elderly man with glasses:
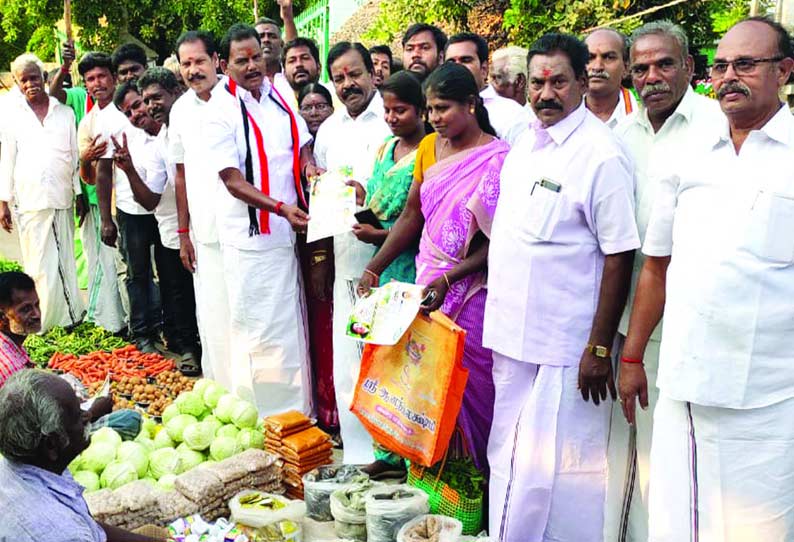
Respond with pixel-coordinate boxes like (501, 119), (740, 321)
(621, 16), (794, 542)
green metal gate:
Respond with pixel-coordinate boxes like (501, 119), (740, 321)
(295, 0), (331, 81)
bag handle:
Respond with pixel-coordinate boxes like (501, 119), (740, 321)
(428, 425), (471, 489)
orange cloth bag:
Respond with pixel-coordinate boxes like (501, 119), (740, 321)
(351, 311), (468, 467)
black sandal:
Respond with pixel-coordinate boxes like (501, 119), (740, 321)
(175, 352), (201, 377)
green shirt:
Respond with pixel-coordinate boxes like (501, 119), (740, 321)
(65, 87), (97, 205)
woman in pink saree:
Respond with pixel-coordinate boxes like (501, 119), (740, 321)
(358, 64), (510, 472)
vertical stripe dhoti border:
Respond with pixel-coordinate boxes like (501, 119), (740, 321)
(649, 393), (794, 542)
(193, 240), (232, 386)
(488, 352), (611, 542)
(17, 208), (85, 331)
(81, 205), (126, 333)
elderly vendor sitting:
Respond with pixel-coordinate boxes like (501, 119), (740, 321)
(0, 370), (162, 541)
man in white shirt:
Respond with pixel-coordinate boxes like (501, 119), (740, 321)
(584, 28), (638, 128)
(490, 45), (529, 107)
(603, 21), (724, 542)
(621, 18), (794, 542)
(484, 33), (639, 542)
(204, 24), (314, 416)
(95, 73), (164, 354)
(113, 70), (201, 371)
(170, 30), (232, 384)
(281, 37), (339, 111)
(313, 41), (391, 464)
(0, 54), (84, 332)
(445, 32), (533, 145)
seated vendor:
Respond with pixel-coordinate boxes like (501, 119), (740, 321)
(0, 369), (162, 542)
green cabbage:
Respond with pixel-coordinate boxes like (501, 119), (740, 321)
(148, 448), (181, 480)
(135, 437), (155, 454)
(82, 442), (117, 473)
(230, 401), (258, 429)
(209, 436), (239, 461)
(100, 460), (138, 489)
(182, 421), (214, 451)
(237, 428), (265, 450)
(202, 382), (227, 409)
(73, 470), (101, 492)
(202, 415), (223, 436)
(156, 473), (177, 490)
(213, 394), (240, 423)
(191, 378), (214, 398)
(140, 418), (157, 439)
(162, 403), (180, 425)
(176, 391), (205, 417)
(68, 454), (82, 474)
(165, 414), (198, 442)
(153, 429), (175, 449)
(177, 446), (206, 471)
(116, 441), (149, 478)
(91, 427), (122, 448)
(215, 424), (240, 440)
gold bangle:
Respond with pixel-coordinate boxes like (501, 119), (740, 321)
(312, 249), (328, 257)
(311, 254), (328, 266)
(442, 272), (451, 289)
(364, 268), (379, 282)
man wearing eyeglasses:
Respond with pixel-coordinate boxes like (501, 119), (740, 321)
(602, 21), (724, 542)
(621, 16), (794, 542)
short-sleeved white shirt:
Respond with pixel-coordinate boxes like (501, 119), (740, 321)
(643, 105), (794, 409)
(588, 88), (639, 130)
(480, 85), (532, 146)
(98, 104), (151, 215)
(484, 104), (640, 366)
(136, 125), (178, 250)
(614, 88), (724, 339)
(203, 76), (311, 252)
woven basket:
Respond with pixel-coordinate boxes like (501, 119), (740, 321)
(407, 428), (484, 535)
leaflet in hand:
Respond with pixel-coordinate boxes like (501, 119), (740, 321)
(346, 281), (425, 345)
(306, 167), (357, 243)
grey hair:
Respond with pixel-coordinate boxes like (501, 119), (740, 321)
(10, 53), (45, 77)
(0, 369), (69, 462)
(491, 46), (529, 83)
(629, 20), (690, 64)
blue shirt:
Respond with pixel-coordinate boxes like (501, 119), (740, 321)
(0, 458), (106, 542)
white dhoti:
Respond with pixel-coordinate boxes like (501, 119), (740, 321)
(332, 232), (377, 464)
(222, 244), (311, 417)
(193, 240), (232, 386)
(649, 393), (794, 542)
(81, 205), (126, 333)
(17, 208), (85, 331)
(604, 338), (661, 542)
(488, 352), (611, 542)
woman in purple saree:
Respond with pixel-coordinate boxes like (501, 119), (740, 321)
(358, 64), (510, 472)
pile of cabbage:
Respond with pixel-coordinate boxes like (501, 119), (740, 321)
(68, 379), (264, 492)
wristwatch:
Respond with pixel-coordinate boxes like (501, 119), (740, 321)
(586, 343), (611, 359)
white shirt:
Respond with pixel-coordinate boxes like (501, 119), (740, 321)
(480, 85), (532, 146)
(313, 90), (390, 182)
(484, 104), (640, 366)
(135, 125), (179, 250)
(0, 95), (79, 212)
(98, 104), (152, 215)
(615, 88), (723, 339)
(204, 76), (312, 252)
(587, 87), (639, 130)
(643, 105), (794, 409)
(169, 83), (226, 245)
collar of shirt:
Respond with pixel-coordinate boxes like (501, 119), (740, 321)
(340, 90), (384, 123)
(636, 85), (697, 134)
(713, 102), (794, 150)
(229, 76), (273, 106)
(537, 102), (587, 146)
(480, 85), (497, 100)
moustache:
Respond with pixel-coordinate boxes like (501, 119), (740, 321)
(717, 81), (751, 99)
(293, 67), (310, 77)
(187, 73), (205, 82)
(535, 99), (563, 111)
(342, 87), (363, 99)
(410, 61), (427, 70)
(588, 70), (610, 80)
(641, 82), (671, 98)
(244, 71), (262, 80)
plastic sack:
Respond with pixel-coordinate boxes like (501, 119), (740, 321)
(396, 515), (463, 542)
(351, 311), (468, 466)
(229, 490), (306, 528)
(303, 465), (369, 521)
(330, 482), (372, 541)
(365, 485), (430, 542)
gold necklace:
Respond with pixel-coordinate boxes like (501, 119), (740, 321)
(439, 130), (486, 161)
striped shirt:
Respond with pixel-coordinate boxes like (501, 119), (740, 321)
(0, 331), (31, 387)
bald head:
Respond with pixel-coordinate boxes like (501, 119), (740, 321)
(585, 28), (629, 99)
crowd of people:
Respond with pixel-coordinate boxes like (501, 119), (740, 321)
(0, 6), (793, 542)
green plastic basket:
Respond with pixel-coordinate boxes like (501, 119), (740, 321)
(407, 428), (484, 535)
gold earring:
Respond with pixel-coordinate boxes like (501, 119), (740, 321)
(469, 106), (475, 114)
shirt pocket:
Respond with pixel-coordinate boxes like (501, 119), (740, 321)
(746, 191), (794, 264)
(523, 183), (566, 241)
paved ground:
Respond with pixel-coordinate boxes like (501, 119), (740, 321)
(0, 228), (22, 261)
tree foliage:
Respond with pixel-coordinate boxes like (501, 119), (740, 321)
(0, 0), (304, 70)
(363, 0), (470, 44)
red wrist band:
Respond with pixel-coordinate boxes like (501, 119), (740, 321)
(177, 228), (189, 234)
(274, 201), (285, 216)
(621, 355), (643, 364)
(60, 65), (70, 75)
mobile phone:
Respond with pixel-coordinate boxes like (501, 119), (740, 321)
(355, 209), (385, 230)
(540, 178), (562, 192)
